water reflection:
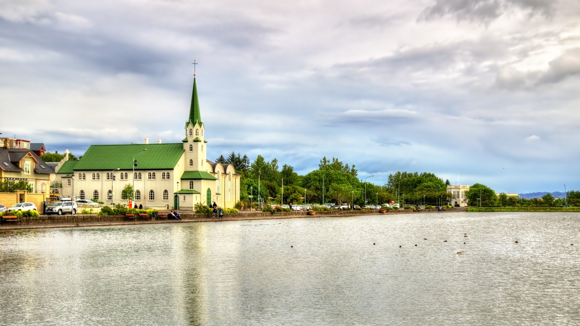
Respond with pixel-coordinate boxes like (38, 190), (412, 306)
(1, 212), (580, 325)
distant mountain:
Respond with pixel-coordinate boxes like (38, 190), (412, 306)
(518, 192), (567, 199)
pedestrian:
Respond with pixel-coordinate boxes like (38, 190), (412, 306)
(213, 202), (217, 209)
(213, 207), (217, 218)
(219, 208), (224, 219)
(173, 210), (181, 220)
(289, 203), (293, 211)
(139, 204), (143, 209)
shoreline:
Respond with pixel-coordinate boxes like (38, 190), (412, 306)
(0, 209), (465, 231)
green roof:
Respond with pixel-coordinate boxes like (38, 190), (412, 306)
(181, 171), (216, 180)
(175, 189), (201, 194)
(193, 137), (201, 142)
(182, 137), (188, 143)
(73, 143), (184, 171)
(185, 78), (203, 128)
(57, 160), (78, 174)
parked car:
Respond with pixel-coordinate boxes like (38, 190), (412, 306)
(0, 204), (6, 213)
(76, 199), (99, 207)
(8, 202), (37, 212)
(340, 203), (350, 210)
(46, 201), (77, 215)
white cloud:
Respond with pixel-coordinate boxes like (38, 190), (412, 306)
(526, 135), (541, 141)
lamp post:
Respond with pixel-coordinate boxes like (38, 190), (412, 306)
(132, 149), (147, 206)
(364, 175), (374, 207)
(111, 168), (119, 202)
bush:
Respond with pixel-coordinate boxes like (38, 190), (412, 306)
(99, 206), (114, 216)
(195, 202), (212, 214)
(81, 209), (90, 214)
(262, 205), (273, 212)
(311, 206), (329, 212)
(225, 208), (239, 214)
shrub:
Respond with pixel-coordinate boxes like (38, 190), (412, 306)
(99, 206), (114, 216)
(311, 206), (329, 212)
(29, 210), (39, 217)
(195, 202), (212, 214)
(225, 208), (239, 214)
(262, 205), (273, 212)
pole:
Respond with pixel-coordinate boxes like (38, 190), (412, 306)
(258, 167), (262, 209)
(565, 184), (567, 207)
(132, 149), (147, 207)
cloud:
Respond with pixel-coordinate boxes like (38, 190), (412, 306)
(419, 0), (554, 24)
(337, 108), (419, 124)
(526, 135), (540, 141)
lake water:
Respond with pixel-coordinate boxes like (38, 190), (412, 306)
(1, 212), (579, 325)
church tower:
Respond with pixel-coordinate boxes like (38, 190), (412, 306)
(183, 77), (207, 171)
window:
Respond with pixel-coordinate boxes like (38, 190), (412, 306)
(124, 173), (128, 179)
(189, 159), (193, 166)
(67, 179), (71, 186)
(107, 190), (113, 200)
(163, 190), (168, 200)
(24, 162), (31, 175)
(189, 144), (193, 152)
(162, 172), (166, 179)
(138, 172), (142, 179)
(196, 129), (199, 136)
(166, 172), (170, 179)
(96, 173), (100, 180)
(92, 173), (95, 180)
(189, 129), (193, 136)
(135, 190), (141, 200)
(189, 181), (194, 189)
(149, 190), (155, 200)
(148, 172), (152, 179)
(93, 190), (99, 200)
(120, 173), (124, 180)
(152, 172), (156, 179)
(82, 173), (86, 180)
(106, 173), (110, 180)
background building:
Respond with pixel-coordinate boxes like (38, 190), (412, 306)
(447, 185), (470, 207)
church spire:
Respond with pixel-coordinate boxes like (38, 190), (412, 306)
(187, 77), (203, 127)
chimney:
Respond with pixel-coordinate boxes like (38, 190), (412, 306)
(157, 139), (162, 144)
(144, 138), (149, 144)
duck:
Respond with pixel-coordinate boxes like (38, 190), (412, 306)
(464, 233), (468, 237)
(515, 241), (518, 244)
(444, 240), (447, 242)
(455, 250), (463, 255)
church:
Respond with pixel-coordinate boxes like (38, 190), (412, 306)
(55, 76), (241, 210)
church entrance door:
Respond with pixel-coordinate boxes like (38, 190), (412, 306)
(207, 188), (211, 207)
(174, 194), (180, 210)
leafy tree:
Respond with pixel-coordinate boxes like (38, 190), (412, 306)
(281, 164), (298, 186)
(121, 184), (134, 200)
(542, 193), (555, 206)
(41, 151), (78, 162)
(319, 156), (357, 177)
(465, 183), (497, 207)
(445, 179), (450, 186)
(498, 193), (508, 206)
(0, 180), (33, 192)
(215, 155), (226, 164)
(328, 183), (353, 206)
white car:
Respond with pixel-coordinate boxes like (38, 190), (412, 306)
(0, 204), (6, 212)
(340, 203), (350, 210)
(76, 199), (99, 207)
(46, 201), (77, 215)
(9, 202), (37, 212)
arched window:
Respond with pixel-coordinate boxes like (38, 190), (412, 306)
(135, 190), (141, 200)
(107, 190), (113, 200)
(228, 173), (232, 200)
(133, 173), (137, 179)
(67, 179), (71, 186)
(189, 159), (193, 166)
(120, 173), (124, 180)
(93, 190), (99, 200)
(189, 129), (193, 136)
(162, 172), (166, 179)
(189, 144), (193, 152)
(80, 190), (85, 199)
(196, 129), (199, 136)
(149, 190), (155, 200)
(166, 172), (170, 179)
(189, 181), (194, 189)
(106, 173), (110, 180)
(152, 172), (156, 179)
(97, 173), (100, 180)
(92, 173), (95, 180)
(138, 172), (142, 179)
(125, 173), (128, 179)
(148, 172), (152, 179)
(163, 190), (168, 200)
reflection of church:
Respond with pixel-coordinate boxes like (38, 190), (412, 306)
(55, 75), (241, 210)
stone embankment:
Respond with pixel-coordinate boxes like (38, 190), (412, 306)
(0, 208), (465, 230)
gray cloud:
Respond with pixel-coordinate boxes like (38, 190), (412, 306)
(419, 0), (554, 23)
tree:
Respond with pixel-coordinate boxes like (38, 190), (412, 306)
(542, 193), (555, 206)
(41, 151), (78, 162)
(0, 180), (33, 192)
(215, 155), (226, 164)
(445, 179), (450, 186)
(465, 183), (497, 207)
(121, 184), (134, 200)
(498, 193), (508, 206)
(328, 183), (353, 206)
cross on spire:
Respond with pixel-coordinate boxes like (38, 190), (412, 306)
(192, 60), (198, 76)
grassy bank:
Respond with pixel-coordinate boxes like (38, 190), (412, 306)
(467, 207), (580, 212)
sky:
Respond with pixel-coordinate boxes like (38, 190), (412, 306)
(1, 0), (580, 193)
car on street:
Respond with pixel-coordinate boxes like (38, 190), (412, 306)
(46, 201), (77, 215)
(340, 203), (350, 210)
(8, 202), (37, 212)
(76, 199), (99, 207)
(0, 204), (6, 213)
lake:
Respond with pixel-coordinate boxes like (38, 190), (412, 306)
(1, 212), (579, 325)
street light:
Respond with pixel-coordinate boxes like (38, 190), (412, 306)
(132, 149), (147, 207)
(364, 175), (374, 206)
(111, 168), (120, 202)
